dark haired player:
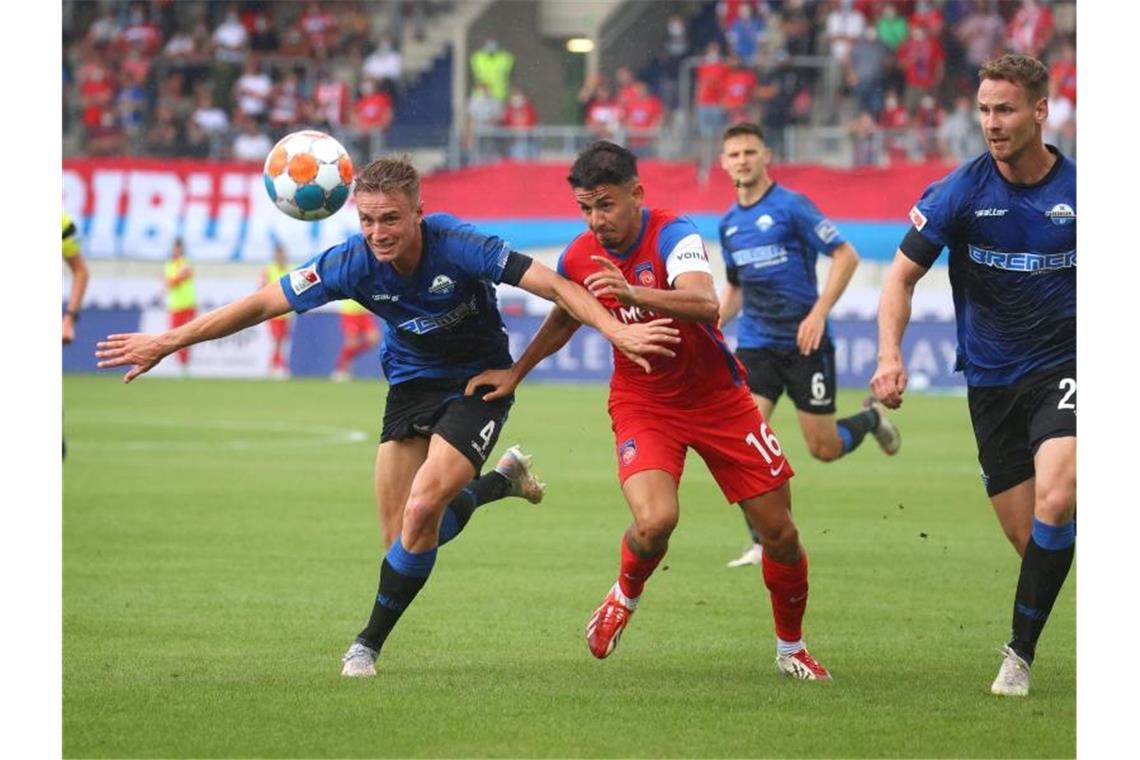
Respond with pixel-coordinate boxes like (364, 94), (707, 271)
(97, 155), (680, 677)
(871, 54), (1075, 697)
(468, 141), (833, 680)
(718, 122), (901, 568)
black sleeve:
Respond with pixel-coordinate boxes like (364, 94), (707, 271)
(63, 221), (77, 240)
(500, 251), (534, 286)
(899, 226), (942, 268)
(726, 266), (739, 286)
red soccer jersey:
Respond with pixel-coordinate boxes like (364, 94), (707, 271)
(557, 208), (745, 407)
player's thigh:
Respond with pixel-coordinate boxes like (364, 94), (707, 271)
(374, 438), (428, 545)
(736, 348), (784, 409)
(620, 469), (681, 544)
(752, 392), (776, 420)
(784, 340), (837, 416)
(1026, 363), (1077, 522)
(688, 389), (795, 504)
(611, 405), (688, 492)
(401, 434), (480, 550)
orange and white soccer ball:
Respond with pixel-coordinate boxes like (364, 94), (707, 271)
(263, 130), (354, 221)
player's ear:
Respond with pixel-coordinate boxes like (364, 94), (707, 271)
(1034, 96), (1048, 126)
(630, 181), (645, 204)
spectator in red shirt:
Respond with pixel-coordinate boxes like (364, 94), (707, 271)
(502, 87), (538, 160)
(695, 40), (730, 182)
(897, 25), (945, 110)
(721, 55), (760, 125)
(314, 65), (352, 131)
(614, 66), (640, 115)
(878, 89), (909, 163)
(908, 0), (944, 40)
(585, 83), (622, 139)
(1007, 0), (1054, 58)
(1049, 38), (1076, 105)
(298, 1), (338, 56)
(912, 93), (942, 160)
(623, 81), (664, 154)
(354, 80), (394, 130)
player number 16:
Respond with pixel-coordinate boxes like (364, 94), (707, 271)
(745, 423), (783, 464)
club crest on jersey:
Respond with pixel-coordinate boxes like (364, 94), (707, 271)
(634, 262), (656, 286)
(429, 274), (456, 294)
(1046, 203), (1075, 226)
(909, 206), (928, 231)
(755, 214), (774, 231)
(619, 438), (638, 466)
(289, 264), (320, 295)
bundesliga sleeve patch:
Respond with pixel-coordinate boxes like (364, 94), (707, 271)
(289, 264), (321, 295)
(814, 219), (839, 244)
(664, 233), (711, 284)
(909, 206), (928, 231)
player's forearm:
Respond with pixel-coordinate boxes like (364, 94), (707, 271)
(876, 276), (915, 362)
(509, 307), (581, 381)
(629, 285), (719, 323)
(166, 289), (288, 352)
(66, 263), (90, 314)
(815, 244), (859, 314)
(718, 284), (742, 327)
(547, 277), (629, 344)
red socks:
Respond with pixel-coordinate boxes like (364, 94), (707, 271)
(617, 535), (665, 600)
(762, 550), (809, 643)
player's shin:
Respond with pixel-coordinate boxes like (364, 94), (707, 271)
(437, 471), (510, 546)
(356, 539), (437, 651)
(835, 407), (878, 455)
(1008, 518), (1075, 663)
(618, 532), (665, 602)
(762, 549), (809, 655)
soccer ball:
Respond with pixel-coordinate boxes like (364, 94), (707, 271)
(263, 130), (354, 220)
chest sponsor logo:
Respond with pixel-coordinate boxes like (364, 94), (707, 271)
(1046, 203), (1075, 225)
(814, 219), (839, 244)
(967, 245), (1076, 272)
(634, 261), (656, 287)
(398, 295), (479, 334)
(756, 214), (774, 232)
(429, 274), (456, 294)
(909, 206), (928, 231)
(619, 437), (638, 467)
(289, 264), (320, 295)
(730, 244), (788, 269)
(974, 208), (1009, 217)
(372, 293), (400, 302)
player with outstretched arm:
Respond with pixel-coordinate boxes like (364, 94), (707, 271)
(96, 155), (681, 677)
(871, 54), (1075, 697)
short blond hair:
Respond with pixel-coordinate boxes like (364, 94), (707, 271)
(353, 155), (420, 203)
(979, 54), (1050, 104)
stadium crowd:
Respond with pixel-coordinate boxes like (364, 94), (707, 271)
(64, 0), (1076, 166)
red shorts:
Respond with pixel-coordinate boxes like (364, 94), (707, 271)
(341, 313), (377, 337)
(169, 308), (196, 329)
(609, 386), (794, 504)
(268, 317), (290, 340)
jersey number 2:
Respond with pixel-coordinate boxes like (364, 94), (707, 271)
(1057, 378), (1076, 411)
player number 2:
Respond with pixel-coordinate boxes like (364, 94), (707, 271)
(1057, 378), (1076, 411)
(745, 423), (783, 464)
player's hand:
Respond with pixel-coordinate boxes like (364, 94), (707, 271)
(95, 332), (174, 383)
(796, 308), (826, 356)
(465, 368), (520, 401)
(870, 354), (908, 409)
(584, 256), (637, 306)
(609, 318), (681, 373)
(62, 315), (76, 345)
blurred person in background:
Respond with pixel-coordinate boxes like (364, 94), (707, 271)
(878, 89), (910, 163)
(116, 66), (148, 153)
(727, 2), (768, 63)
(314, 63), (352, 132)
(191, 84), (230, 139)
(245, 4), (280, 53)
(875, 3), (909, 53)
(898, 25), (946, 112)
(1006, 0), (1054, 59)
(613, 66), (640, 116)
(232, 113), (273, 162)
(62, 211), (89, 346)
(722, 54), (761, 125)
(623, 81), (665, 155)
(909, 0), (946, 39)
(913, 93), (943, 160)
(262, 244), (294, 380)
(298, 0), (338, 57)
(362, 36), (403, 92)
(694, 41), (730, 182)
(463, 81), (503, 160)
(756, 49), (808, 161)
(502, 86), (538, 160)
(938, 93), (985, 162)
(211, 5), (249, 102)
(355, 79), (395, 133)
(164, 238), (196, 375)
(955, 0), (1008, 90)
(470, 38), (514, 102)
(268, 69), (304, 137)
(145, 106), (182, 157)
(848, 109), (881, 166)
(331, 299), (381, 382)
(234, 56), (273, 122)
(1048, 37), (1075, 105)
(825, 0), (866, 65)
(584, 83), (621, 140)
(660, 13), (690, 110)
(846, 26), (890, 117)
(780, 0), (815, 57)
(1044, 75), (1075, 157)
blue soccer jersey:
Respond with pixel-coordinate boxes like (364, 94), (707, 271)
(280, 212), (514, 385)
(902, 146), (1076, 387)
(719, 184), (845, 349)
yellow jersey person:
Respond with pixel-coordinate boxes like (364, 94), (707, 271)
(164, 238), (197, 373)
(332, 298), (380, 381)
(62, 212), (89, 344)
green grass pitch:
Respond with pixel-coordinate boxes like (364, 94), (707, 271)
(63, 375), (1074, 758)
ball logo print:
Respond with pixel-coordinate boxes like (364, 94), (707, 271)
(263, 130), (354, 221)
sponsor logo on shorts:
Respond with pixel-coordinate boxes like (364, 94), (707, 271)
(769, 460), (786, 477)
(289, 264), (320, 295)
(634, 262), (656, 286)
(909, 206), (927, 231)
(429, 274), (456, 294)
(619, 438), (638, 466)
(1046, 203), (1075, 225)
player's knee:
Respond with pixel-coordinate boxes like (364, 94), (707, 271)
(806, 434), (842, 462)
(1034, 480), (1076, 524)
(761, 521), (800, 561)
(633, 510), (678, 543)
(403, 486), (450, 534)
